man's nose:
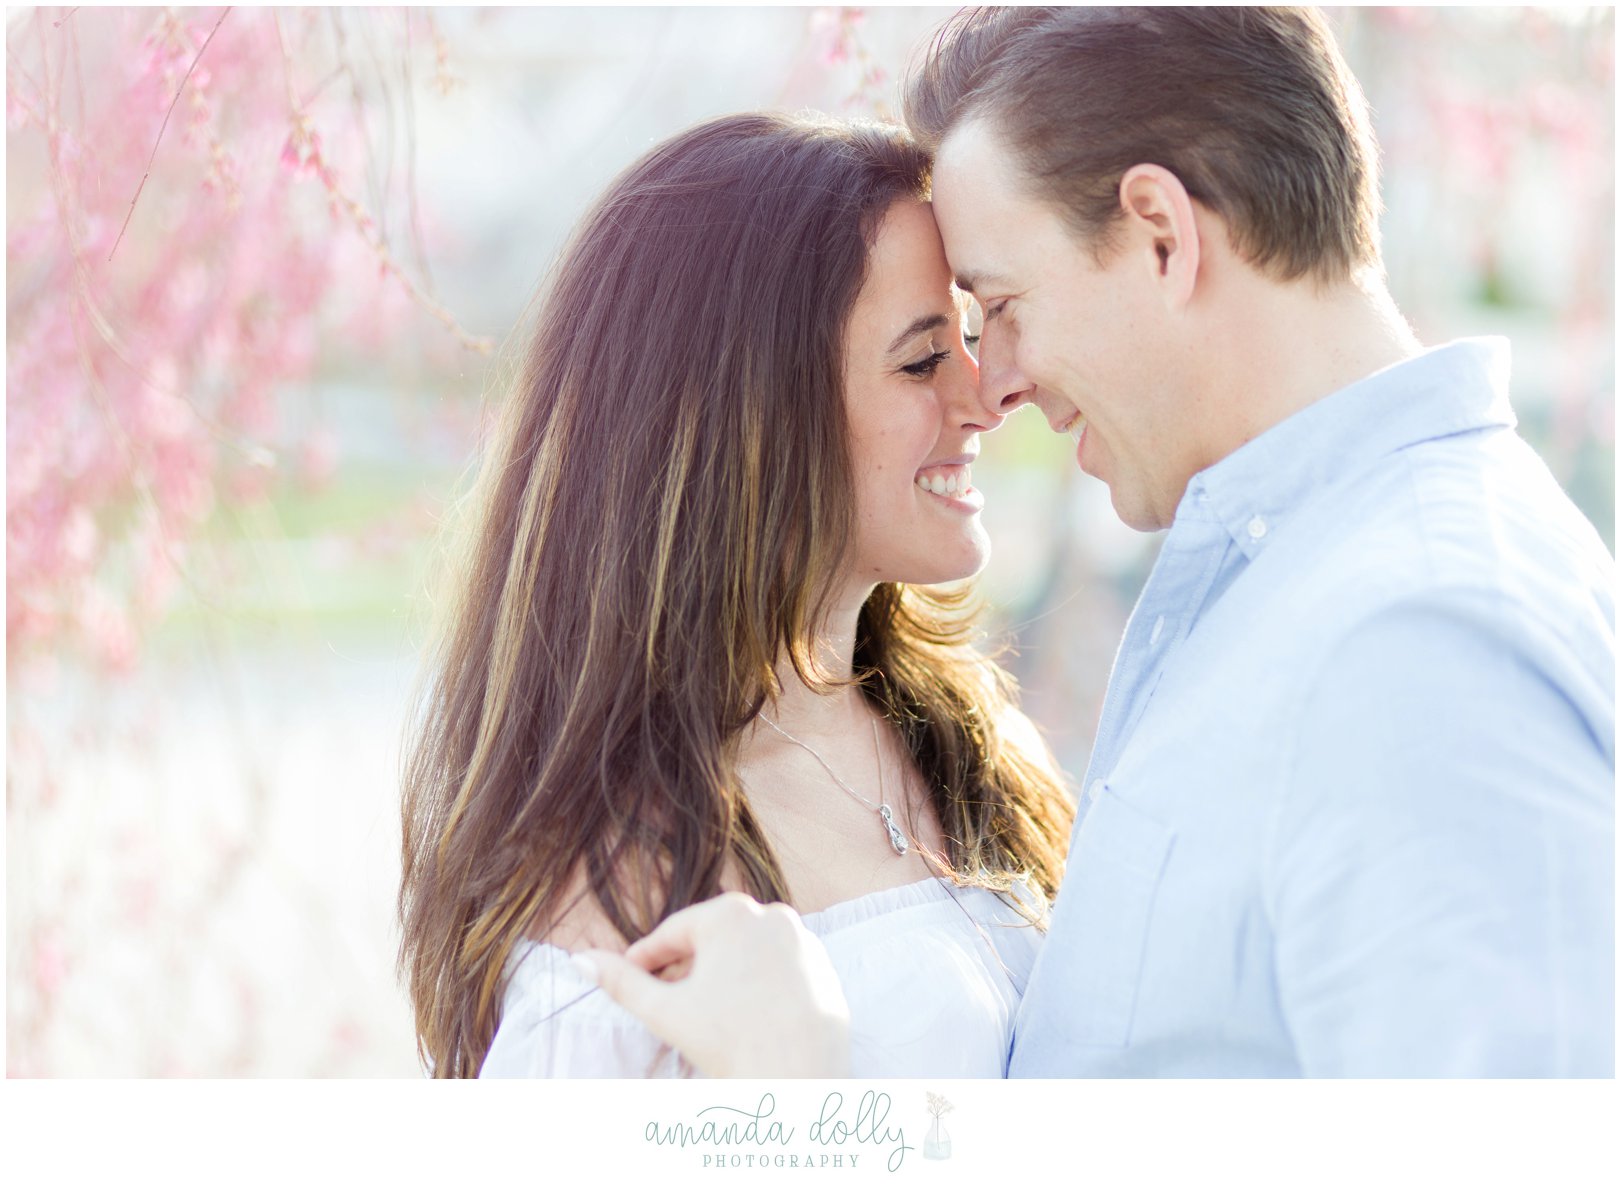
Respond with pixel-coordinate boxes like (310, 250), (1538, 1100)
(975, 330), (1033, 419)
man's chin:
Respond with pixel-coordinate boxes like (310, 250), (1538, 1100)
(1108, 488), (1171, 534)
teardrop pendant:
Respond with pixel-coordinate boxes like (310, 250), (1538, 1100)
(878, 803), (909, 856)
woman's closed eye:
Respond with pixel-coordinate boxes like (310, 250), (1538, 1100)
(901, 349), (952, 378)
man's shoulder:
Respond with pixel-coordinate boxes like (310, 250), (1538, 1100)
(1284, 424), (1612, 618)
(1205, 422), (1616, 723)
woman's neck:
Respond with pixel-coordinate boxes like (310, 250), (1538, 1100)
(762, 583), (874, 738)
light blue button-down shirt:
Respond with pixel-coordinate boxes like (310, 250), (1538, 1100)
(1009, 339), (1615, 1077)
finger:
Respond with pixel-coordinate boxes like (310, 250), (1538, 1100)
(623, 926), (694, 973)
(655, 956), (692, 982)
(624, 892), (758, 969)
(609, 939), (692, 980)
(575, 949), (706, 1061)
(573, 948), (672, 1023)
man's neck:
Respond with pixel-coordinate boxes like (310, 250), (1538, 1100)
(1195, 268), (1423, 469)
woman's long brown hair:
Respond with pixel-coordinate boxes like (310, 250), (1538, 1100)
(398, 112), (1074, 1077)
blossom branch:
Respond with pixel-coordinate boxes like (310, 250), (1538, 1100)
(108, 6), (231, 263)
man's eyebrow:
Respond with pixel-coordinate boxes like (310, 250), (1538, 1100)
(886, 312), (951, 356)
(954, 271), (1009, 296)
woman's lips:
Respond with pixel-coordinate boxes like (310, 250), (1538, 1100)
(914, 462), (972, 497)
(914, 462), (984, 511)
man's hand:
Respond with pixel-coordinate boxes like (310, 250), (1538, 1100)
(571, 892), (851, 1078)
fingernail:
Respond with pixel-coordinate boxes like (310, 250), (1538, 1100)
(569, 953), (600, 984)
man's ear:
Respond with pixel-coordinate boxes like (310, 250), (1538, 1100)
(1118, 164), (1200, 309)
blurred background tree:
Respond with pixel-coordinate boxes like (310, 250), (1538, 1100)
(6, 6), (1612, 1075)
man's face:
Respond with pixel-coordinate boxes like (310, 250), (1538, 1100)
(932, 118), (1198, 532)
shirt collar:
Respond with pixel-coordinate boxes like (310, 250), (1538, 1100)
(1177, 337), (1516, 559)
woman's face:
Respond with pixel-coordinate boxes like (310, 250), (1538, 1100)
(841, 199), (998, 592)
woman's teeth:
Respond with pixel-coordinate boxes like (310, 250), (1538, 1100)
(915, 465), (971, 496)
(1065, 414), (1087, 442)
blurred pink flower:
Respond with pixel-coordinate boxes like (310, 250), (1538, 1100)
(124, 873), (160, 929)
(60, 505), (99, 570)
(78, 583), (139, 672)
(299, 425), (341, 491)
(133, 512), (186, 613)
(6, 6), (480, 677)
(811, 7), (865, 68)
(1374, 7), (1436, 31)
(32, 929), (71, 999)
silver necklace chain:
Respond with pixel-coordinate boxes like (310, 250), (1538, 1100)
(756, 711), (911, 857)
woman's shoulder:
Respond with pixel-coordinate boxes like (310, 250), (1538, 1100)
(485, 939), (692, 1078)
(490, 862), (692, 1078)
(493, 856), (755, 1078)
(529, 862), (632, 955)
(527, 855), (756, 953)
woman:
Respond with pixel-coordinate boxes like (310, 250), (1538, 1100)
(397, 112), (1074, 1078)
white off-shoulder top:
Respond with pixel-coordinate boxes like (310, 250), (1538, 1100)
(478, 877), (1047, 1078)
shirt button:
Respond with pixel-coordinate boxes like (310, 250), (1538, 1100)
(1247, 515), (1268, 540)
(1150, 615), (1166, 646)
(1089, 780), (1105, 800)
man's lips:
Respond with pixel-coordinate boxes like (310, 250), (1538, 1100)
(1057, 412), (1087, 441)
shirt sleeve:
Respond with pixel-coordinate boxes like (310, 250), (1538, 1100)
(1267, 596), (1614, 1076)
(478, 946), (695, 1079)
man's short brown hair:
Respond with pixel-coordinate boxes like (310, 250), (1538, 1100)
(904, 6), (1382, 282)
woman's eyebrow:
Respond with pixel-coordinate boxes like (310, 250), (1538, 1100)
(886, 312), (950, 355)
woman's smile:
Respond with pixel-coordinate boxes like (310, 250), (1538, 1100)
(914, 459), (982, 510)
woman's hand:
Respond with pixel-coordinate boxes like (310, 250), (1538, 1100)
(571, 893), (851, 1078)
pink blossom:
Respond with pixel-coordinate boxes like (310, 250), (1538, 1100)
(61, 505), (99, 568)
(33, 931), (70, 998)
(330, 1016), (366, 1056)
(1374, 7), (1435, 31)
(124, 873), (160, 928)
(134, 516), (184, 614)
(299, 426), (341, 491)
(78, 584), (139, 672)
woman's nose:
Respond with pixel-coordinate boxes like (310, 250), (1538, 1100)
(946, 346), (1002, 432)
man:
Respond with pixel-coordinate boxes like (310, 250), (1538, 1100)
(578, 7), (1614, 1076)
